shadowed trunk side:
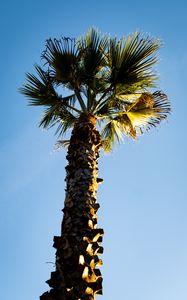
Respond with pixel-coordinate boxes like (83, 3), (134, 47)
(40, 113), (104, 300)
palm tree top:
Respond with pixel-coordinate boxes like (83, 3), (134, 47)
(20, 28), (171, 151)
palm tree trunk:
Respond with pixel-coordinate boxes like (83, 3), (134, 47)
(40, 113), (104, 300)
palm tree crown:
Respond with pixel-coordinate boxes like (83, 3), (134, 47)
(20, 28), (170, 150)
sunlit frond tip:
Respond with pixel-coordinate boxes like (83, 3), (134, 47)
(126, 91), (171, 135)
(100, 91), (171, 152)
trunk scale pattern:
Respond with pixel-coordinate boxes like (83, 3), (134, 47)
(41, 113), (104, 300)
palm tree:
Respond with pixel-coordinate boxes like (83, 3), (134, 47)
(20, 28), (171, 300)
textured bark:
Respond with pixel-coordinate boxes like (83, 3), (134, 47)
(40, 113), (104, 300)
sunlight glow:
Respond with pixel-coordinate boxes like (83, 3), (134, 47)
(82, 266), (89, 279)
(85, 287), (93, 295)
(86, 243), (93, 255)
(96, 259), (103, 267)
(127, 111), (155, 127)
(88, 220), (94, 229)
(79, 255), (85, 265)
(93, 233), (101, 242)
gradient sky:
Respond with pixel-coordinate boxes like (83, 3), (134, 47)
(1, 1), (187, 299)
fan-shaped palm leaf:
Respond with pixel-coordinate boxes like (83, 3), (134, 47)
(108, 33), (160, 91)
(77, 28), (109, 111)
(39, 104), (77, 132)
(100, 91), (170, 150)
(77, 28), (108, 81)
(20, 64), (79, 132)
(125, 91), (170, 131)
(42, 37), (79, 86)
(20, 65), (59, 105)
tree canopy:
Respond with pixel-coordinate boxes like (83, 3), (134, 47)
(20, 28), (171, 151)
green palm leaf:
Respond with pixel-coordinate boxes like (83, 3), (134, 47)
(54, 139), (70, 150)
(20, 64), (78, 132)
(20, 65), (59, 106)
(108, 33), (160, 92)
(39, 105), (77, 132)
(77, 28), (109, 111)
(42, 37), (79, 87)
(77, 28), (108, 81)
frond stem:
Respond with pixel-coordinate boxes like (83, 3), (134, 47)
(87, 86), (91, 111)
(97, 111), (124, 120)
(92, 85), (112, 113)
(65, 103), (82, 114)
(75, 90), (87, 112)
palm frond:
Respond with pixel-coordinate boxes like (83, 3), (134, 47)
(42, 37), (79, 86)
(55, 112), (77, 137)
(108, 33), (161, 91)
(20, 65), (81, 112)
(115, 92), (142, 103)
(101, 138), (113, 153)
(39, 107), (58, 128)
(113, 114), (137, 138)
(77, 28), (108, 79)
(54, 139), (70, 150)
(40, 105), (77, 135)
(20, 65), (59, 106)
(61, 94), (77, 109)
(125, 91), (170, 133)
(99, 91), (170, 148)
(77, 28), (109, 111)
(100, 119), (124, 151)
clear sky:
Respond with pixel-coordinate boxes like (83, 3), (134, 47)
(1, 0), (187, 299)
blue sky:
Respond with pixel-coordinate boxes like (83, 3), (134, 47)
(1, 0), (187, 299)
